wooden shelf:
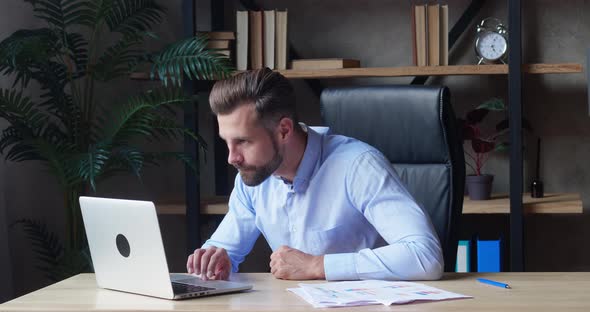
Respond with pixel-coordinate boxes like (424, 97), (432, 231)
(463, 193), (583, 214)
(277, 63), (582, 79)
(130, 63), (582, 81)
(156, 192), (582, 216)
(156, 196), (229, 215)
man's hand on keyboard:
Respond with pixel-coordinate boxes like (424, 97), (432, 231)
(187, 246), (231, 281)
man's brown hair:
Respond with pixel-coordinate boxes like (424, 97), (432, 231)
(209, 68), (298, 130)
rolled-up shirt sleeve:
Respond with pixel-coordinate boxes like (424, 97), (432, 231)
(324, 150), (444, 281)
(201, 175), (260, 272)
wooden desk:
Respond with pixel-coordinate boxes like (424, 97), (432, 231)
(2, 272), (590, 311)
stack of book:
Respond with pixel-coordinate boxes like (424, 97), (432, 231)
(236, 10), (288, 71)
(291, 58), (360, 70)
(198, 31), (235, 61)
(411, 3), (449, 66)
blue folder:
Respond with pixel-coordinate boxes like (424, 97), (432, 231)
(477, 239), (502, 272)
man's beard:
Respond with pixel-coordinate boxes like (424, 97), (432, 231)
(236, 139), (283, 186)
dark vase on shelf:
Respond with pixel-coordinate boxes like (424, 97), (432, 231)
(466, 174), (494, 200)
(531, 180), (544, 198)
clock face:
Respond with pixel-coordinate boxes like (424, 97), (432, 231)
(476, 31), (507, 62)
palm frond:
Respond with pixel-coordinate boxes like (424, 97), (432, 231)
(49, 247), (93, 281)
(10, 219), (92, 282)
(144, 151), (198, 173)
(0, 127), (24, 154)
(64, 32), (89, 77)
(31, 136), (82, 187)
(11, 219), (64, 281)
(100, 88), (190, 144)
(151, 115), (207, 151)
(151, 35), (234, 86)
(78, 143), (111, 191)
(0, 119), (80, 185)
(27, 58), (84, 146)
(99, 145), (145, 180)
(25, 0), (96, 30)
(0, 127), (41, 161)
(104, 0), (165, 36)
(0, 89), (81, 166)
(34, 62), (79, 133)
(93, 34), (144, 81)
(0, 89), (52, 132)
(0, 28), (60, 88)
(81, 0), (114, 27)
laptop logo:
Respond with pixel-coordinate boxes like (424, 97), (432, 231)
(116, 234), (131, 257)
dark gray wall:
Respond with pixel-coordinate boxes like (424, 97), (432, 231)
(0, 144), (12, 302)
(1, 0), (589, 300)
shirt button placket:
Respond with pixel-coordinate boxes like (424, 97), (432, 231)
(286, 188), (296, 233)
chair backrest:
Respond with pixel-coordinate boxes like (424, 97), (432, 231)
(320, 85), (465, 272)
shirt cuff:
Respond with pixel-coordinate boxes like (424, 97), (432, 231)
(324, 253), (359, 281)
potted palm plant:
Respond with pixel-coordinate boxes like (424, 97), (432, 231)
(0, 0), (232, 281)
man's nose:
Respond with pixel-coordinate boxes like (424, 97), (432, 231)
(227, 147), (243, 166)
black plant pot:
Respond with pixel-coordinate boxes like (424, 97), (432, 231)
(466, 174), (494, 200)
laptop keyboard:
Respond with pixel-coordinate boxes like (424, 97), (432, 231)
(172, 282), (215, 294)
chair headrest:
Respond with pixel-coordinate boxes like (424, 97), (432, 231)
(320, 85), (452, 164)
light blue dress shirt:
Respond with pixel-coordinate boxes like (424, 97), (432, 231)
(202, 126), (444, 281)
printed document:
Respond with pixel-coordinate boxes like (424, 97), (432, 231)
(288, 280), (471, 308)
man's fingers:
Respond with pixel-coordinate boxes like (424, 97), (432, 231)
(214, 264), (229, 280)
(269, 258), (277, 270)
(187, 247), (232, 280)
(270, 245), (288, 261)
(200, 248), (216, 280)
(207, 248), (226, 279)
(192, 249), (205, 275)
(186, 254), (194, 273)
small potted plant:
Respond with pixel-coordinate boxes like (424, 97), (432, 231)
(459, 98), (509, 200)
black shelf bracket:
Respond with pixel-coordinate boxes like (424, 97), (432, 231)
(184, 0), (201, 253)
(587, 48), (590, 115)
(508, 0), (524, 272)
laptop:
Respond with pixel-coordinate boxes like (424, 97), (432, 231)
(79, 196), (253, 300)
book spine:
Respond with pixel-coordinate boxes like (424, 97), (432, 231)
(249, 11), (263, 69)
(440, 5), (449, 66)
(236, 11), (248, 70)
(264, 10), (276, 69)
(415, 5), (427, 66)
(427, 4), (440, 66)
(275, 10), (288, 70)
(456, 240), (471, 272)
(411, 4), (417, 66)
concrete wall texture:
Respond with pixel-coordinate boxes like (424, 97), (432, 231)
(1, 0), (589, 300)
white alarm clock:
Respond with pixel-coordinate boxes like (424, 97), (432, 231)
(475, 18), (508, 64)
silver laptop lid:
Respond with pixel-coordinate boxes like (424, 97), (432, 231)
(80, 196), (175, 299)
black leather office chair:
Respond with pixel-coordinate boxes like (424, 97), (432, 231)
(320, 85), (465, 272)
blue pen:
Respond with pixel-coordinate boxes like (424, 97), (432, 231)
(477, 278), (511, 289)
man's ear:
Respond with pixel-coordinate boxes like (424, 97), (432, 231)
(277, 117), (294, 141)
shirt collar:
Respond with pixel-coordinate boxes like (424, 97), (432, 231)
(291, 125), (322, 193)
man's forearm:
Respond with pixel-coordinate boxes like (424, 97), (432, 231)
(324, 239), (444, 281)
